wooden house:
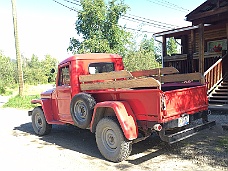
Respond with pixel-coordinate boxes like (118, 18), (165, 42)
(154, 0), (228, 105)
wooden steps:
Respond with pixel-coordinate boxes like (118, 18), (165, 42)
(209, 81), (228, 104)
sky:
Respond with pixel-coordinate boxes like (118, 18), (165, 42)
(0, 0), (206, 62)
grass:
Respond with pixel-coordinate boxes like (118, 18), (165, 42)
(3, 94), (40, 109)
(1, 84), (54, 109)
(0, 86), (15, 96)
(218, 136), (228, 151)
(2, 84), (53, 109)
(0, 89), (13, 96)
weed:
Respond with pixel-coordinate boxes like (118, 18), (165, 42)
(218, 136), (228, 151)
(3, 94), (40, 109)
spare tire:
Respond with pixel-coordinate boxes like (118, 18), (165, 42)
(70, 93), (96, 129)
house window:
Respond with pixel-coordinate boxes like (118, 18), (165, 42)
(207, 39), (227, 52)
(88, 62), (115, 74)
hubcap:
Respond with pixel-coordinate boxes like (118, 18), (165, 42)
(74, 100), (88, 122)
(35, 113), (43, 129)
(102, 128), (118, 152)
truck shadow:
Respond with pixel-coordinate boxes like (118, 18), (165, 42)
(13, 122), (228, 168)
(13, 122), (102, 159)
(13, 122), (168, 161)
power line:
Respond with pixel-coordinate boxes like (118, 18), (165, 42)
(145, 0), (189, 13)
(121, 16), (168, 30)
(53, 0), (79, 12)
(64, 0), (81, 6)
(125, 13), (178, 28)
(122, 26), (155, 34)
(156, 0), (189, 11)
(56, 0), (177, 29)
(52, 0), (176, 32)
(122, 15), (174, 30)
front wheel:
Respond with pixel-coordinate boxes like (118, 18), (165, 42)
(31, 107), (52, 136)
(95, 117), (132, 162)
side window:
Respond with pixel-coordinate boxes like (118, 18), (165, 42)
(88, 62), (114, 74)
(58, 65), (70, 86)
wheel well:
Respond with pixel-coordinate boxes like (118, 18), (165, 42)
(91, 107), (116, 133)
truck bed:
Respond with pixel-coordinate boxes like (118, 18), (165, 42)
(79, 67), (208, 123)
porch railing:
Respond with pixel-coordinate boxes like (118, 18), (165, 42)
(204, 53), (227, 94)
(163, 52), (222, 74)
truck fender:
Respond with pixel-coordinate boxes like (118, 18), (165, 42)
(90, 101), (138, 140)
(31, 99), (53, 123)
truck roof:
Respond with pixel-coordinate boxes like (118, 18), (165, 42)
(59, 53), (122, 65)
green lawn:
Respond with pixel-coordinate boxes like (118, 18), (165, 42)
(3, 94), (40, 109)
(2, 84), (53, 109)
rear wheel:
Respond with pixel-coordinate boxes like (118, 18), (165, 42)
(95, 117), (132, 162)
(31, 107), (52, 136)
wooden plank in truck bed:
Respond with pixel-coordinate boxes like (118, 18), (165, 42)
(79, 70), (133, 82)
(161, 72), (204, 83)
(79, 67), (204, 91)
(131, 67), (179, 77)
(80, 77), (160, 91)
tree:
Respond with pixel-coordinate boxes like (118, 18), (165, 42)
(23, 54), (43, 84)
(0, 51), (16, 94)
(0, 52), (16, 85)
(42, 55), (58, 83)
(23, 54), (58, 85)
(167, 37), (178, 56)
(68, 0), (132, 57)
(139, 35), (155, 54)
(123, 35), (161, 71)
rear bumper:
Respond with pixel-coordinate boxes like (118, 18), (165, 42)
(162, 110), (209, 129)
(159, 120), (216, 144)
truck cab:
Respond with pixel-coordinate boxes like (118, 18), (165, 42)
(33, 53), (124, 125)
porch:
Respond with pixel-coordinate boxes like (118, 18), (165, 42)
(153, 0), (228, 106)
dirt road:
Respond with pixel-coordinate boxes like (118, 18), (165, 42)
(0, 107), (227, 171)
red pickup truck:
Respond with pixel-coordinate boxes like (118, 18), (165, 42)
(29, 53), (215, 162)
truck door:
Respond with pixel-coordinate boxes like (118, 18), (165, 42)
(56, 63), (73, 122)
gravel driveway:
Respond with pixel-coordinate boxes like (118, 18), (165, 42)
(0, 107), (227, 171)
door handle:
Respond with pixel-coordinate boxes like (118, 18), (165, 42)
(63, 85), (71, 88)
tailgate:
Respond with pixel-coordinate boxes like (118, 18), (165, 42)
(163, 85), (208, 118)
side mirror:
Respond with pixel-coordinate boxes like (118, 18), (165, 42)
(51, 68), (55, 73)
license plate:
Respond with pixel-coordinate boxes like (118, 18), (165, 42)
(178, 115), (189, 127)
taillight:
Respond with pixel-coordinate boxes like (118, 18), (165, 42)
(153, 124), (162, 131)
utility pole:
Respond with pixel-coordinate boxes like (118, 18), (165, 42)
(11, 0), (24, 96)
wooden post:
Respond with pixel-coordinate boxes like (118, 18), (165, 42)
(198, 23), (205, 83)
(162, 36), (167, 67)
(190, 30), (195, 72)
(224, 23), (228, 80)
(11, 0), (24, 96)
(226, 23), (228, 51)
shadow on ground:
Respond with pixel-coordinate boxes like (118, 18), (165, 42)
(13, 122), (228, 168)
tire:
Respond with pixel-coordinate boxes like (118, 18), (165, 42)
(95, 117), (132, 162)
(70, 93), (96, 129)
(31, 107), (52, 136)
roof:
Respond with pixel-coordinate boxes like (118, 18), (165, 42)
(186, 0), (228, 25)
(154, 0), (228, 37)
(153, 25), (199, 37)
(59, 53), (122, 65)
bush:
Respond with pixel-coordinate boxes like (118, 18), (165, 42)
(3, 94), (40, 109)
(0, 86), (6, 95)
